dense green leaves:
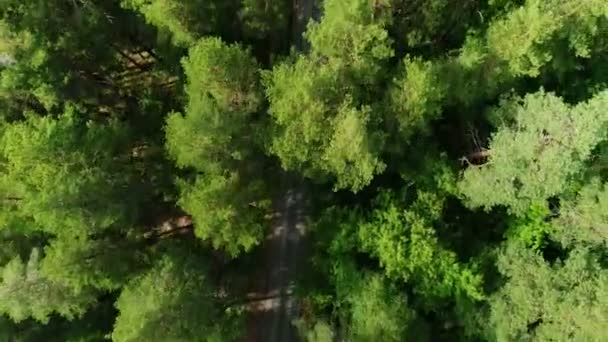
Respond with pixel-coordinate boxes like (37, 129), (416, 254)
(265, 0), (392, 191)
(387, 57), (446, 138)
(460, 90), (608, 215)
(356, 191), (484, 303)
(486, 0), (608, 76)
(112, 247), (238, 341)
(121, 0), (236, 47)
(165, 37), (268, 256)
(0, 111), (137, 236)
(487, 244), (608, 341)
(346, 273), (414, 341)
(554, 178), (608, 246)
(41, 235), (144, 291)
(177, 173), (267, 256)
(0, 249), (96, 323)
(321, 100), (386, 190)
(2, 0), (608, 340)
(305, 0), (393, 75)
(182, 37), (262, 115)
(301, 259), (416, 341)
(166, 37), (263, 173)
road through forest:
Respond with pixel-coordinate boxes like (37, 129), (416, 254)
(246, 178), (307, 342)
(245, 1), (318, 341)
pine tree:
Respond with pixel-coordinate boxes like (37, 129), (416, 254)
(0, 248), (96, 323)
(0, 110), (140, 236)
(112, 245), (239, 341)
(265, 0), (392, 191)
(165, 37), (269, 256)
(460, 90), (608, 215)
(487, 243), (608, 341)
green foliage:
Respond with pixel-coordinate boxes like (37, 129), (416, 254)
(487, 243), (608, 341)
(306, 0), (394, 78)
(346, 273), (414, 341)
(487, 0), (608, 77)
(0, 248), (96, 323)
(177, 173), (267, 256)
(267, 57), (387, 192)
(303, 257), (415, 341)
(165, 37), (269, 256)
(0, 37), (61, 114)
(298, 320), (335, 342)
(0, 303), (115, 342)
(399, 0), (608, 112)
(166, 37), (262, 173)
(239, 0), (290, 40)
(2, 0), (608, 340)
(41, 235), (145, 292)
(122, 0), (292, 49)
(265, 58), (340, 170)
(554, 178), (608, 246)
(357, 191), (484, 304)
(0, 0), (146, 116)
(306, 186), (484, 338)
(322, 100), (386, 191)
(387, 56), (447, 138)
(265, 0), (393, 191)
(505, 202), (552, 250)
(460, 90), (608, 215)
(389, 0), (482, 52)
(0, 111), (137, 236)
(121, 0), (237, 47)
(112, 246), (239, 342)
(183, 37), (262, 115)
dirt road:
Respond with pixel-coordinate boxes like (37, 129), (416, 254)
(246, 179), (307, 341)
(267, 183), (308, 342)
(245, 2), (319, 340)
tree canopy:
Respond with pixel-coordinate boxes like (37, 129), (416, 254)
(486, 243), (608, 341)
(1, 0), (608, 340)
(165, 37), (268, 256)
(112, 244), (238, 342)
(459, 90), (608, 215)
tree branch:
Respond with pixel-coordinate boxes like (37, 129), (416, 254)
(461, 149), (491, 166)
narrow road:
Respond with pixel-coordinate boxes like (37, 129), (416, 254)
(246, 1), (319, 341)
(246, 179), (307, 341)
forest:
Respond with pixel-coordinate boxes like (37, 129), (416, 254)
(1, 0), (608, 341)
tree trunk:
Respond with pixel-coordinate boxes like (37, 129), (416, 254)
(461, 149), (491, 166)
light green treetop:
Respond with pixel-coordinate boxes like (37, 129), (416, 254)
(41, 235), (145, 292)
(265, 0), (392, 191)
(357, 190), (484, 304)
(487, 243), (608, 341)
(487, 0), (608, 77)
(0, 248), (96, 323)
(554, 178), (608, 246)
(346, 273), (414, 341)
(386, 56), (447, 138)
(0, 110), (137, 236)
(166, 37), (262, 174)
(460, 90), (608, 215)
